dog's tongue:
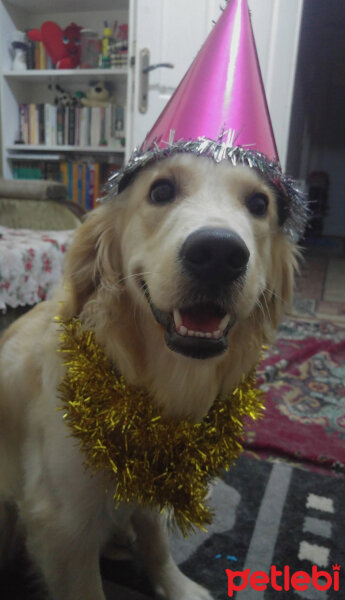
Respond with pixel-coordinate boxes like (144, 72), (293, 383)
(180, 305), (222, 333)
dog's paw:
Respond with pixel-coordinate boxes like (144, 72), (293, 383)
(155, 576), (213, 600)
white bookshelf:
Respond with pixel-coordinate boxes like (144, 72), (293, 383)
(3, 68), (128, 83)
(7, 143), (125, 153)
(0, 0), (133, 179)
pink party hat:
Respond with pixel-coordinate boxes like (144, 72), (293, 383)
(107, 0), (308, 238)
(142, 0), (278, 160)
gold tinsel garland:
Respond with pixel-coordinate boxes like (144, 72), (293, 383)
(57, 318), (264, 535)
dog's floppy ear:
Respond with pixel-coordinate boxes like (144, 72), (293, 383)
(60, 204), (122, 319)
(263, 233), (300, 331)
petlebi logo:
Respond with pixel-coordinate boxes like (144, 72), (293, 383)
(225, 564), (341, 596)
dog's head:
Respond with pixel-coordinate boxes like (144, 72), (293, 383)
(62, 153), (298, 362)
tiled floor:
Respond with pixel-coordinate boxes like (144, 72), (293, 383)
(324, 258), (345, 303)
(292, 240), (345, 322)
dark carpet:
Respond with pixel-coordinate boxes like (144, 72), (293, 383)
(245, 318), (345, 476)
(2, 454), (344, 599)
(173, 453), (345, 599)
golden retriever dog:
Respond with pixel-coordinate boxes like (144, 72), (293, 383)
(0, 153), (299, 599)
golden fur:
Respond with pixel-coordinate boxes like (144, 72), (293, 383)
(0, 154), (298, 599)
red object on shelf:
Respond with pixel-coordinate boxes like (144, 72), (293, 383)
(28, 22), (82, 69)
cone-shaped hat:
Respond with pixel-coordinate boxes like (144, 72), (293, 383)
(142, 0), (278, 160)
(106, 0), (308, 239)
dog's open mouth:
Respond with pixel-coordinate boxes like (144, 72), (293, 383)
(142, 283), (234, 359)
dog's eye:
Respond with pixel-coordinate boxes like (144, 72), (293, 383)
(246, 193), (269, 217)
(149, 179), (176, 205)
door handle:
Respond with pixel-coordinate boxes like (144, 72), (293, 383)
(139, 48), (174, 114)
(142, 62), (174, 73)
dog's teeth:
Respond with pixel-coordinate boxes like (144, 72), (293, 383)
(219, 313), (230, 332)
(173, 308), (182, 328)
(174, 309), (230, 340)
(178, 328), (222, 339)
(178, 325), (188, 336)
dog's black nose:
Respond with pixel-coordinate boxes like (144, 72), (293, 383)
(180, 227), (250, 285)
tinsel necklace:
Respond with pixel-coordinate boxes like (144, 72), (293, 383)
(57, 318), (264, 535)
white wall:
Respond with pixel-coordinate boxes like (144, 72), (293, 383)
(249, 0), (303, 170)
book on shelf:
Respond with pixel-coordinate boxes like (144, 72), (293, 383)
(38, 104), (45, 144)
(60, 160), (119, 209)
(56, 105), (65, 145)
(11, 158), (122, 211)
(12, 159), (61, 181)
(29, 104), (36, 144)
(26, 40), (55, 70)
(90, 107), (101, 147)
(17, 102), (125, 148)
(64, 106), (69, 146)
(44, 104), (57, 146)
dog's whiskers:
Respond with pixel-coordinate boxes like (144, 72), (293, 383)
(117, 271), (157, 286)
(253, 224), (281, 240)
(263, 286), (284, 304)
(254, 298), (266, 321)
(261, 292), (271, 319)
(132, 300), (143, 328)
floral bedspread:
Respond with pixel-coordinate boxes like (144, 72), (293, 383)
(0, 225), (75, 310)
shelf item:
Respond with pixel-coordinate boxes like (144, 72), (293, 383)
(0, 0), (132, 180)
(6, 152), (64, 160)
(7, 144), (125, 154)
(15, 102), (125, 150)
(10, 155), (122, 209)
(3, 1), (129, 15)
(3, 68), (128, 83)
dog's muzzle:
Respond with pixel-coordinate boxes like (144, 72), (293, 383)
(143, 228), (250, 360)
(179, 227), (250, 287)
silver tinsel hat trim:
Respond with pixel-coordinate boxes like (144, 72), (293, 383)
(103, 136), (308, 240)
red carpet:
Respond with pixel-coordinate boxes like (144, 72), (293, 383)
(245, 318), (345, 475)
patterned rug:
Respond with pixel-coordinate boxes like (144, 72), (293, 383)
(101, 454), (345, 599)
(244, 318), (345, 476)
(4, 454), (344, 599)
